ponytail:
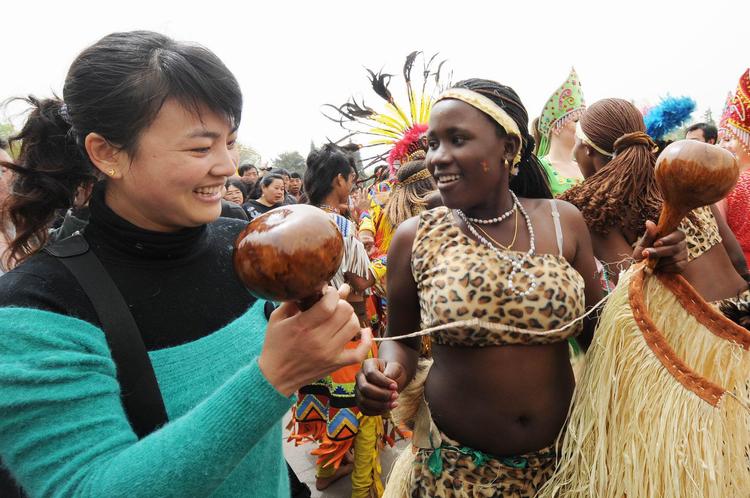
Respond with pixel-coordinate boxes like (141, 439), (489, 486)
(560, 98), (662, 236)
(2, 97), (96, 266)
(509, 132), (552, 199)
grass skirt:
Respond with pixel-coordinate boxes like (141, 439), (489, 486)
(538, 265), (750, 498)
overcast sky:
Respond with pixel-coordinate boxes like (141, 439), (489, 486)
(2, 0), (748, 163)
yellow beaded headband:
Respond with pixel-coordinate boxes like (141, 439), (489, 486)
(436, 88), (523, 165)
(576, 121), (613, 158)
(400, 168), (433, 186)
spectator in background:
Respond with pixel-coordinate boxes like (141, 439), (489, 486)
(270, 168), (297, 205)
(0, 138), (12, 196)
(0, 138), (13, 273)
(288, 172), (303, 203)
(223, 177), (247, 206)
(237, 163), (258, 186)
(220, 177), (249, 220)
(244, 173), (285, 220)
(685, 122), (719, 144)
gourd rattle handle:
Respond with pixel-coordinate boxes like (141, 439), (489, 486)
(646, 206), (687, 270)
(297, 292), (324, 312)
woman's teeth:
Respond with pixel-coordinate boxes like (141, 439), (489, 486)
(195, 186), (223, 195)
(437, 174), (461, 184)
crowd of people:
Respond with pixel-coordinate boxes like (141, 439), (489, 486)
(0, 30), (749, 498)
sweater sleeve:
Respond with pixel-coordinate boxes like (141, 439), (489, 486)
(0, 307), (292, 498)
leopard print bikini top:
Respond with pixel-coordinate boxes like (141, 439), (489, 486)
(411, 204), (586, 347)
(681, 206), (722, 261)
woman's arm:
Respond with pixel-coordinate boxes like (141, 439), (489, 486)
(711, 203), (750, 282)
(557, 202), (603, 350)
(356, 217), (421, 415)
(0, 308), (291, 498)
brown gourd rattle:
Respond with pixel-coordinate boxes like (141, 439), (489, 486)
(234, 204), (344, 310)
(648, 139), (738, 269)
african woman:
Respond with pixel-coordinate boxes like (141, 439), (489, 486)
(355, 79), (685, 497)
(535, 68), (586, 197)
(541, 98), (750, 497)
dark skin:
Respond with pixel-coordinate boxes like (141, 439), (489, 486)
(356, 100), (688, 457)
(576, 139), (748, 299)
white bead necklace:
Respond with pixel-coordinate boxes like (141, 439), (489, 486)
(463, 198), (515, 225)
(457, 191), (539, 297)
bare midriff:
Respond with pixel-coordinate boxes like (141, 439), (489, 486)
(424, 341), (574, 457)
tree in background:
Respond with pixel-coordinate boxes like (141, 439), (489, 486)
(703, 108), (715, 125)
(236, 142), (261, 166)
(272, 151), (305, 175)
(0, 122), (18, 157)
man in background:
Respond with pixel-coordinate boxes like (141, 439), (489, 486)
(238, 163), (259, 186)
(288, 172), (303, 203)
(686, 122), (718, 144)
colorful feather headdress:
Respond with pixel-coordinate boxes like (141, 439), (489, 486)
(643, 96), (696, 140)
(323, 51), (449, 174)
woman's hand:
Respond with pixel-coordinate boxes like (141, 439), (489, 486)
(633, 220), (688, 273)
(355, 357), (408, 415)
(258, 284), (372, 397)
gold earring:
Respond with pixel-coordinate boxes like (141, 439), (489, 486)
(108, 168), (116, 177)
(481, 160), (489, 173)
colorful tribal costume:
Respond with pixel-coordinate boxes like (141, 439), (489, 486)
(536, 68), (586, 197)
(384, 204), (586, 498)
(288, 212), (384, 497)
(539, 205), (750, 497)
(325, 51), (445, 337)
(722, 69), (750, 263)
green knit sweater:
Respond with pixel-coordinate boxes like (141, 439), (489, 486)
(0, 302), (293, 497)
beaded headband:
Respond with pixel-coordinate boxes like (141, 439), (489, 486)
(576, 121), (613, 158)
(436, 88), (523, 165)
(400, 168), (432, 186)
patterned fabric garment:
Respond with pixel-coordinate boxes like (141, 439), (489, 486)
(680, 205), (722, 261)
(410, 431), (557, 498)
(411, 207), (585, 347)
(539, 157), (581, 197)
(727, 170), (750, 264)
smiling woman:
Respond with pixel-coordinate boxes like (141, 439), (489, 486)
(0, 30), (369, 498)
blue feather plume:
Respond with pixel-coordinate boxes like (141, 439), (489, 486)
(644, 96), (696, 140)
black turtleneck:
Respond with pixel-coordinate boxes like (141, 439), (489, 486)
(0, 187), (257, 350)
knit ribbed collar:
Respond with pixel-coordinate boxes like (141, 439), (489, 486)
(85, 183), (208, 263)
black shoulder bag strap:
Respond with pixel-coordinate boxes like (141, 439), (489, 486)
(1, 234), (169, 497)
(44, 233), (169, 436)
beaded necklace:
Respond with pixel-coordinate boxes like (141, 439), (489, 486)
(457, 191), (538, 297)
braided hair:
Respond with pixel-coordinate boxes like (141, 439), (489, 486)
(452, 79), (552, 199)
(383, 160), (436, 227)
(560, 98), (662, 237)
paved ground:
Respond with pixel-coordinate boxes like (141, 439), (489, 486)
(283, 413), (406, 497)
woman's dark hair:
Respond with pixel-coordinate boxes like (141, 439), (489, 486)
(2, 30), (242, 266)
(255, 174), (284, 201)
(304, 143), (355, 206)
(384, 160), (436, 227)
(225, 177), (247, 203)
(451, 79), (552, 199)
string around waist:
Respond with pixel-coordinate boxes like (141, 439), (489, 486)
(373, 293), (612, 342)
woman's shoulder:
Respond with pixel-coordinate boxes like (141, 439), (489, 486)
(0, 252), (97, 323)
(208, 216), (248, 238)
